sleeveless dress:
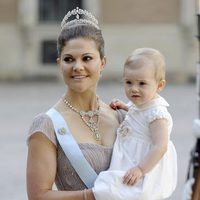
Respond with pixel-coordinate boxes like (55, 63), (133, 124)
(27, 110), (124, 190)
(93, 95), (177, 200)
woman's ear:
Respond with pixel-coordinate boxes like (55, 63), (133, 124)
(56, 58), (60, 65)
(57, 57), (63, 75)
(100, 56), (106, 71)
(57, 57), (61, 69)
(157, 79), (166, 92)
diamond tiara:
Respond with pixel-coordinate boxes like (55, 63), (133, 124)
(61, 7), (99, 30)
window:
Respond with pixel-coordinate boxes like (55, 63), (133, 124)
(41, 40), (57, 64)
(39, 0), (82, 22)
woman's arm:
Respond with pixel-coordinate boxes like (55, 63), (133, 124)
(138, 119), (168, 174)
(26, 133), (95, 200)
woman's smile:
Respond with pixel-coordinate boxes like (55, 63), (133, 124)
(71, 74), (88, 80)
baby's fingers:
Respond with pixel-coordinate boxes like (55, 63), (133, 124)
(124, 175), (137, 185)
(123, 172), (134, 185)
(130, 177), (140, 186)
(110, 99), (120, 109)
(110, 102), (117, 109)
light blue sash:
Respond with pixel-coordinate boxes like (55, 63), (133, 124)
(46, 108), (98, 188)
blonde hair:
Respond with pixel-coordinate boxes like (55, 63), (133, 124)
(124, 48), (166, 82)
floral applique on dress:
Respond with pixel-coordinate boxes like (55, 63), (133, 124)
(118, 122), (131, 138)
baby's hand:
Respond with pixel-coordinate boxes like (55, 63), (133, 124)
(110, 99), (128, 111)
(123, 166), (143, 186)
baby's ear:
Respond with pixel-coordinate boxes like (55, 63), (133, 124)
(157, 79), (166, 92)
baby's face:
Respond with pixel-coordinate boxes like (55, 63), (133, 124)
(123, 63), (161, 107)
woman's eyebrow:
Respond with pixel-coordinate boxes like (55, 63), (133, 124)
(63, 53), (71, 56)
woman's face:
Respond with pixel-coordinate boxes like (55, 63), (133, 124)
(57, 38), (106, 93)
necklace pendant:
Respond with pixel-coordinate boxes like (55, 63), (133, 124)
(89, 118), (94, 124)
(87, 111), (93, 117)
(63, 97), (101, 142)
(95, 132), (101, 141)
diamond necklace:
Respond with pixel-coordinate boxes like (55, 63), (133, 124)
(63, 97), (101, 141)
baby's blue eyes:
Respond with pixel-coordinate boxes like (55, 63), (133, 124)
(125, 81), (147, 85)
(139, 82), (146, 85)
(83, 56), (92, 61)
(125, 81), (132, 84)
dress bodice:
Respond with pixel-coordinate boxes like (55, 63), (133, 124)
(28, 110), (123, 190)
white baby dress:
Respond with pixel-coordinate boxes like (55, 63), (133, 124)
(93, 95), (177, 200)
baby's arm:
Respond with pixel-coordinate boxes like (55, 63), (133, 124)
(110, 99), (129, 111)
(139, 119), (168, 173)
(123, 119), (168, 186)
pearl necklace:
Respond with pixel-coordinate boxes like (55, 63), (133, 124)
(63, 98), (101, 141)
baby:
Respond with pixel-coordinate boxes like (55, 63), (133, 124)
(93, 48), (177, 200)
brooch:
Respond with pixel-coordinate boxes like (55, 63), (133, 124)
(58, 127), (66, 135)
(119, 123), (130, 137)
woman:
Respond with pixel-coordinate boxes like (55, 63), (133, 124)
(26, 7), (121, 200)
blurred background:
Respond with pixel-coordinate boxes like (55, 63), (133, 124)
(0, 0), (196, 81)
(0, 0), (198, 199)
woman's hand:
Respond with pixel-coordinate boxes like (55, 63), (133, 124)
(123, 166), (143, 186)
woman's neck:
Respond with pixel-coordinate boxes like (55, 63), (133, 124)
(64, 91), (99, 111)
